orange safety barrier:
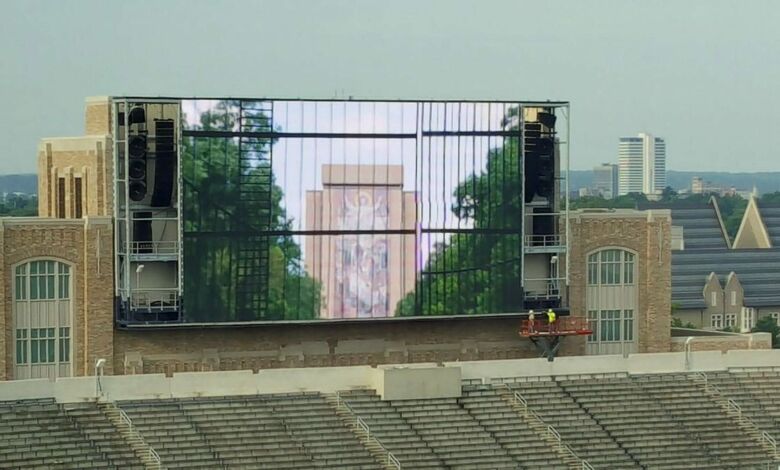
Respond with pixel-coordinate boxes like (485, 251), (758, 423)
(518, 317), (592, 337)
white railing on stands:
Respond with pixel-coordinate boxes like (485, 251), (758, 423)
(692, 372), (778, 458)
(762, 431), (777, 457)
(117, 408), (161, 467)
(693, 371), (707, 386)
(335, 392), (401, 470)
(727, 398), (742, 417)
(131, 240), (178, 256)
(500, 385), (592, 469)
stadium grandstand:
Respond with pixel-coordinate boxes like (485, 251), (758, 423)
(0, 97), (777, 469)
(1, 350), (779, 469)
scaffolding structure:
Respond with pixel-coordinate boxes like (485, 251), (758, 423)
(519, 318), (593, 361)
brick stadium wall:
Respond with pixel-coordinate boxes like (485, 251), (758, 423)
(0, 218), (114, 379)
(114, 317), (586, 376)
(568, 210), (672, 353)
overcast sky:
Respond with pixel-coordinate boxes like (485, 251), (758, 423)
(1, 0), (779, 174)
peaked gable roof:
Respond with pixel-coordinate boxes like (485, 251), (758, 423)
(733, 196), (772, 249)
(672, 248), (780, 308)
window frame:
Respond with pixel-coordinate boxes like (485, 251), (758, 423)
(586, 248), (638, 287)
(711, 314), (723, 329)
(74, 176), (83, 219)
(13, 259), (73, 375)
(588, 309), (634, 344)
(57, 177), (66, 218)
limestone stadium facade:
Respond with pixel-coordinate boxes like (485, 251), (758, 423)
(0, 97), (777, 469)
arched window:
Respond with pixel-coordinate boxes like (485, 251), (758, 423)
(587, 249), (635, 285)
(585, 249), (637, 354)
(13, 260), (72, 379)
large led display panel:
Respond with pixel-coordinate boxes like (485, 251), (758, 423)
(179, 99), (567, 322)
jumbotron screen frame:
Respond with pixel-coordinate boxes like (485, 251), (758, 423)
(115, 97), (570, 325)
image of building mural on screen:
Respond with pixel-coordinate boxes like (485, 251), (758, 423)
(305, 165), (417, 319)
(335, 188), (389, 318)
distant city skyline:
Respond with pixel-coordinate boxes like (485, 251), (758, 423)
(2, 1), (780, 174)
(618, 133), (666, 196)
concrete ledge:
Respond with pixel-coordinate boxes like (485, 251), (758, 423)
(0, 379), (55, 401)
(3, 349), (780, 403)
(171, 370), (256, 398)
(380, 366), (461, 401)
(102, 374), (170, 400)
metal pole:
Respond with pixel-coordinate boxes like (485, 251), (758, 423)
(565, 104), (571, 288)
(176, 101), (184, 319)
(520, 105), (526, 292)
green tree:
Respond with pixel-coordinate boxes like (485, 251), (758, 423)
(760, 191), (780, 205)
(0, 194), (37, 216)
(713, 194), (747, 239)
(568, 192), (647, 210)
(182, 101), (320, 321)
(397, 119), (524, 316)
(660, 186), (678, 203)
(752, 316), (780, 348)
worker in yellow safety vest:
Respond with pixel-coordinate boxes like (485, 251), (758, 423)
(546, 308), (556, 333)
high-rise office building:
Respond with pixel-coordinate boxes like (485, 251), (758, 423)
(593, 163), (619, 199)
(618, 133), (666, 196)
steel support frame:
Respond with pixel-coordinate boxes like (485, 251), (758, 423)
(112, 98), (183, 323)
(112, 97), (571, 324)
(530, 335), (564, 362)
(520, 103), (570, 309)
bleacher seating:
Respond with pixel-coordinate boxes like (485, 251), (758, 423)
(633, 374), (769, 467)
(390, 396), (519, 469)
(338, 389), (446, 468)
(707, 370), (780, 440)
(0, 399), (144, 470)
(459, 384), (571, 469)
(125, 393), (379, 469)
(120, 400), (226, 469)
(557, 375), (720, 469)
(2, 370), (779, 469)
(508, 378), (639, 469)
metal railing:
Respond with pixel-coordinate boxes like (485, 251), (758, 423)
(693, 371), (707, 386)
(130, 240), (178, 255)
(500, 385), (592, 469)
(727, 398), (742, 417)
(762, 431), (777, 457)
(125, 288), (180, 312)
(692, 372), (778, 458)
(335, 392), (401, 469)
(519, 317), (592, 336)
(116, 408), (162, 467)
(523, 278), (565, 301)
(524, 234), (563, 248)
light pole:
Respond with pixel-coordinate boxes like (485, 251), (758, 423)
(135, 264), (145, 309)
(95, 358), (106, 399)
